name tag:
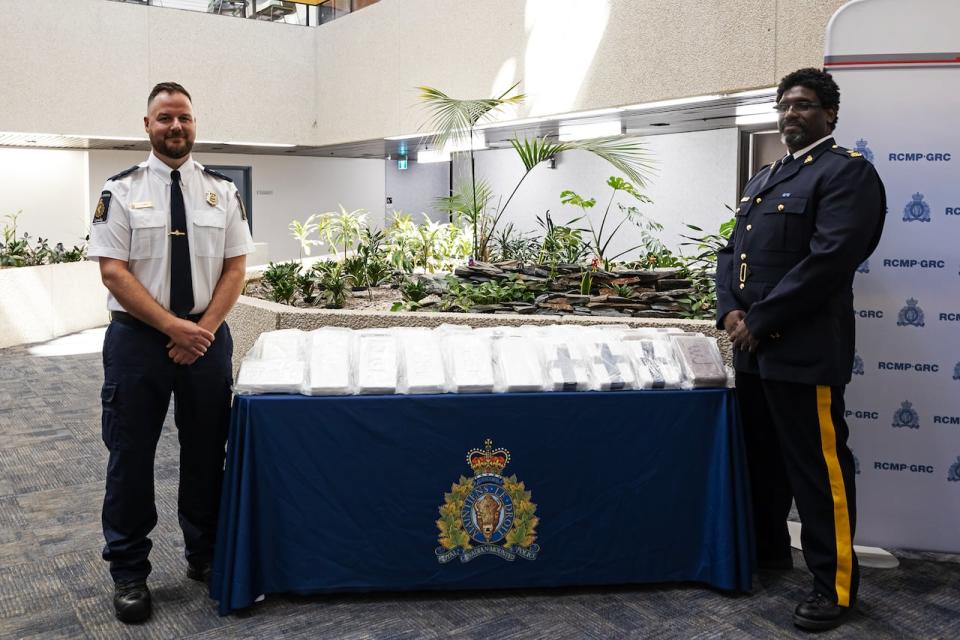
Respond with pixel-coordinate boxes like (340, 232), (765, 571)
(130, 201), (153, 210)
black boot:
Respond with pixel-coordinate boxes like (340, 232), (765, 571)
(113, 580), (151, 624)
(793, 591), (851, 631)
(187, 559), (213, 583)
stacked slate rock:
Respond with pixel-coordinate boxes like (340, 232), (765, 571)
(437, 261), (694, 318)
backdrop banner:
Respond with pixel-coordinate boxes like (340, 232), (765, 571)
(824, 0), (960, 551)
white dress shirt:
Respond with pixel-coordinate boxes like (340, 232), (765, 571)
(88, 152), (255, 314)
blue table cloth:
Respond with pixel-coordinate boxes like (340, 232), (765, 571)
(212, 389), (753, 615)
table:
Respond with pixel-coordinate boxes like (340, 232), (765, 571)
(211, 389), (754, 615)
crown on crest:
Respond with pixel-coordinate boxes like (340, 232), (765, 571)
(905, 298), (918, 307)
(466, 439), (510, 476)
(911, 193), (924, 201)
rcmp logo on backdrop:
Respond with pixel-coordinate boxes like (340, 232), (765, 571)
(854, 139), (875, 163)
(903, 192), (931, 222)
(435, 440), (540, 564)
(857, 259), (870, 274)
(892, 401), (920, 430)
(897, 298), (925, 327)
(852, 351), (864, 376)
(948, 457), (960, 482)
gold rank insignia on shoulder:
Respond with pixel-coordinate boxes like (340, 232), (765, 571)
(803, 154), (814, 164)
(206, 192), (218, 207)
(849, 151), (863, 157)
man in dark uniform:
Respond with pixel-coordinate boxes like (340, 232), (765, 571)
(716, 68), (885, 631)
(88, 82), (254, 623)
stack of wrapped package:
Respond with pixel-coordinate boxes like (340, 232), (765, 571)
(233, 324), (730, 396)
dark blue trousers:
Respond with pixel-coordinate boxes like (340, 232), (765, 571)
(736, 372), (859, 607)
(100, 319), (233, 584)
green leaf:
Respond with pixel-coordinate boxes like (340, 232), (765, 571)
(417, 83), (525, 151)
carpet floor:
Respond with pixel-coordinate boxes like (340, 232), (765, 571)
(1, 328), (958, 639)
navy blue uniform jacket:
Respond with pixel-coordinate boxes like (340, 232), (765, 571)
(715, 137), (886, 386)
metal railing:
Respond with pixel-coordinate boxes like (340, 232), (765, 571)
(110, 0), (379, 26)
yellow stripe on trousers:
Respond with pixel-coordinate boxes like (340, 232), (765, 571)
(816, 385), (853, 607)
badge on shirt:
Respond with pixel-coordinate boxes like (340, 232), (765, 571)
(206, 192), (218, 207)
(93, 191), (112, 224)
(236, 191), (247, 221)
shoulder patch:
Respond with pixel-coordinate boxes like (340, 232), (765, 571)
(828, 145), (854, 158)
(93, 191), (112, 224)
(107, 165), (143, 182)
(203, 167), (234, 182)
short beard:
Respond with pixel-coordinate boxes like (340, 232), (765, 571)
(151, 134), (193, 159)
(779, 125), (808, 151)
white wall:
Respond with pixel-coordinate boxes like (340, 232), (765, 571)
(385, 159), (450, 224)
(461, 128), (739, 260)
(0, 148), (90, 248)
(87, 150), (385, 264)
(0, 0), (845, 146)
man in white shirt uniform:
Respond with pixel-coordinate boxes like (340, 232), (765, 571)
(88, 81), (254, 624)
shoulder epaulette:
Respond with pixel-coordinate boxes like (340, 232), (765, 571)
(828, 144), (862, 159)
(203, 167), (234, 182)
(107, 165), (144, 181)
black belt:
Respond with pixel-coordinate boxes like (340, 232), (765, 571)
(744, 264), (791, 284)
(110, 310), (204, 330)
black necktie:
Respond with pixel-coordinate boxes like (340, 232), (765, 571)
(773, 153), (793, 176)
(169, 170), (194, 316)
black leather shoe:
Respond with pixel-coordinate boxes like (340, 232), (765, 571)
(186, 560), (212, 583)
(793, 591), (851, 631)
(113, 580), (151, 624)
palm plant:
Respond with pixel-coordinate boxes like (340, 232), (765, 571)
(418, 84), (655, 262)
(418, 83), (524, 258)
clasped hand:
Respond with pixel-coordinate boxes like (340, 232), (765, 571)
(165, 318), (215, 365)
(724, 310), (759, 352)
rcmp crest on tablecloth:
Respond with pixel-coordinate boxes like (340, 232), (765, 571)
(854, 138), (874, 163)
(897, 298), (925, 327)
(903, 192), (931, 222)
(948, 457), (960, 482)
(892, 401), (919, 430)
(856, 259), (870, 274)
(852, 351), (864, 376)
(435, 439), (540, 564)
